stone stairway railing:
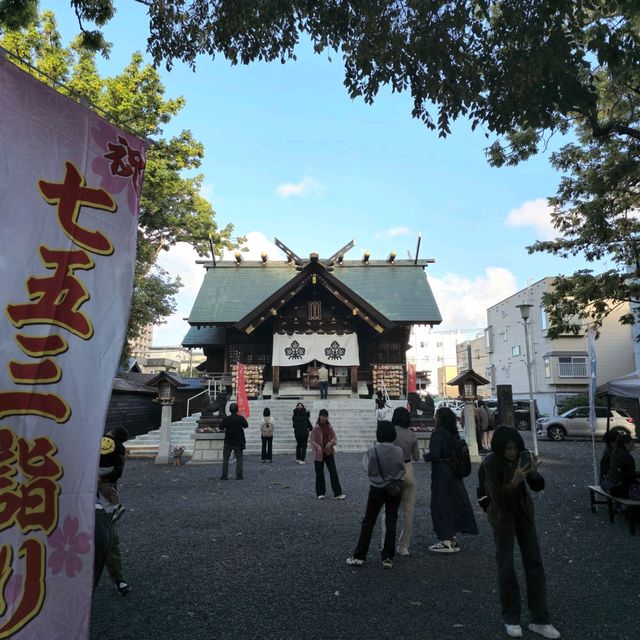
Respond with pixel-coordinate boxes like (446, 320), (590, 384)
(125, 398), (407, 458)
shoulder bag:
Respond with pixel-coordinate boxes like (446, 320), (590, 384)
(374, 446), (404, 497)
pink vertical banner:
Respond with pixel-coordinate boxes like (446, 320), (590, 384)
(407, 363), (417, 393)
(236, 364), (251, 418)
(0, 57), (145, 638)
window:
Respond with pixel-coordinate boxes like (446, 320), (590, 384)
(485, 326), (494, 353)
(544, 357), (551, 378)
(571, 407), (589, 418)
(511, 345), (521, 356)
(558, 356), (587, 377)
(474, 349), (480, 359)
(540, 307), (548, 331)
(502, 328), (508, 342)
(308, 301), (321, 320)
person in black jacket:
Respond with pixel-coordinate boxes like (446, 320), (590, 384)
(220, 403), (249, 480)
(292, 402), (312, 464)
(481, 427), (560, 640)
(599, 429), (619, 485)
(605, 432), (640, 498)
(423, 407), (477, 553)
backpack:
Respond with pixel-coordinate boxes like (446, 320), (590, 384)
(447, 437), (471, 478)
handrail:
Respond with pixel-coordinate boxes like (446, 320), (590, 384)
(186, 379), (212, 417)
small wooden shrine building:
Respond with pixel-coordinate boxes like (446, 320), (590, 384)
(182, 240), (441, 398)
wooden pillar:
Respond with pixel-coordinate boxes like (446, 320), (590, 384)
(351, 366), (358, 394)
(272, 366), (280, 396)
(497, 384), (514, 428)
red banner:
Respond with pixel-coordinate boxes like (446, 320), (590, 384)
(236, 363), (251, 418)
(407, 363), (417, 393)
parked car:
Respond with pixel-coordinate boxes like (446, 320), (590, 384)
(484, 399), (541, 431)
(537, 406), (636, 441)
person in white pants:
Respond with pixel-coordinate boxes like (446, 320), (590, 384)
(382, 407), (420, 555)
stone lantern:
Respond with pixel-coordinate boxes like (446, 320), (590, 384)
(147, 371), (186, 464)
(447, 369), (490, 462)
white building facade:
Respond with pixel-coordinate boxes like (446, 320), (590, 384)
(486, 277), (635, 415)
(408, 326), (459, 396)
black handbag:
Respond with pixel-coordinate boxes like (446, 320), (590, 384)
(374, 446), (404, 497)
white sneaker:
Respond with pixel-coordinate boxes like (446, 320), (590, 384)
(528, 624), (560, 639)
(504, 624), (523, 638)
(346, 556), (364, 566)
(398, 548), (410, 556)
(317, 495), (325, 500)
(334, 494), (346, 500)
(428, 540), (459, 553)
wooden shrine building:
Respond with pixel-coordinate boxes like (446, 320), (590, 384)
(182, 240), (442, 399)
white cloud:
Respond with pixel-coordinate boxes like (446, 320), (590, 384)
(374, 226), (411, 240)
(221, 231), (280, 261)
(430, 267), (519, 331)
(275, 176), (324, 198)
(199, 182), (214, 203)
(505, 198), (556, 240)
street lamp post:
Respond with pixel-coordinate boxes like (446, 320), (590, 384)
(516, 303), (539, 456)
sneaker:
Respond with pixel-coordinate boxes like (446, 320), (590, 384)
(428, 540), (459, 553)
(346, 556), (364, 566)
(382, 558), (393, 569)
(334, 494), (346, 500)
(504, 624), (523, 638)
(111, 504), (126, 524)
(117, 581), (131, 596)
(528, 624), (560, 639)
(398, 548), (410, 556)
(451, 539), (460, 550)
(317, 495), (325, 500)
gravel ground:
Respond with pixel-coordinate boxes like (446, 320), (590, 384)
(90, 436), (639, 640)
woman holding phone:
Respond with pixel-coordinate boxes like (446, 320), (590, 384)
(480, 426), (560, 639)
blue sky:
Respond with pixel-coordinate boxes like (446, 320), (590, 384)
(45, 2), (595, 345)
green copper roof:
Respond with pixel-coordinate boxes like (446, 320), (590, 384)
(186, 261), (442, 326)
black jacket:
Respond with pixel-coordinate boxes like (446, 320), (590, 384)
(292, 409), (312, 435)
(220, 413), (249, 448)
(606, 447), (639, 497)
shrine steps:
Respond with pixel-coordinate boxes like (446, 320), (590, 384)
(125, 398), (405, 459)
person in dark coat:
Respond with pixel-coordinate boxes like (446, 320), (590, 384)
(482, 426), (560, 639)
(292, 402), (312, 464)
(604, 432), (640, 498)
(599, 429), (619, 485)
(423, 406), (478, 553)
(219, 402), (249, 480)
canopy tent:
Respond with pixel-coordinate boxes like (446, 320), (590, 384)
(605, 370), (640, 398)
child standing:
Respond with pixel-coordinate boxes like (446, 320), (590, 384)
(261, 407), (275, 463)
(346, 420), (405, 569)
(481, 426), (560, 639)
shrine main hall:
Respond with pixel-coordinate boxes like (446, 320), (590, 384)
(182, 240), (442, 399)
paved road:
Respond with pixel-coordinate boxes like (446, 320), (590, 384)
(90, 436), (639, 640)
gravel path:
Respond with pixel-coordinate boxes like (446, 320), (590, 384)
(90, 437), (639, 640)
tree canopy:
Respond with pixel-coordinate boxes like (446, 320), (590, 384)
(0, 11), (239, 361)
(2, 1), (640, 338)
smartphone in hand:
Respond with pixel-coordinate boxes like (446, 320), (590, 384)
(519, 449), (532, 467)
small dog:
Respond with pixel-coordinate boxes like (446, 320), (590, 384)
(172, 446), (185, 466)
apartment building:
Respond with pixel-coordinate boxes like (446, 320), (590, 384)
(408, 326), (459, 395)
(485, 277), (635, 415)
